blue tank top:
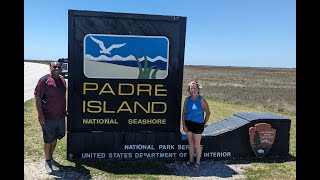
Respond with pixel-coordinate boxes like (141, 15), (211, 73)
(185, 95), (205, 123)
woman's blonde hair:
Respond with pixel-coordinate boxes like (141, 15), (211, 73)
(187, 81), (202, 94)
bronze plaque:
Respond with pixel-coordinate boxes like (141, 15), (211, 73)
(249, 123), (276, 158)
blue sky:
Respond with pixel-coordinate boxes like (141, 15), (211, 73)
(24, 0), (296, 68)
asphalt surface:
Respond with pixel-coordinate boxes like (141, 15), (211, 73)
(24, 62), (50, 102)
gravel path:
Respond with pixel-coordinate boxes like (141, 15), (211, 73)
(167, 160), (251, 180)
(24, 158), (98, 180)
(24, 158), (251, 180)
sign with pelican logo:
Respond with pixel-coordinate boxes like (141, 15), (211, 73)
(84, 34), (169, 79)
(68, 10), (186, 132)
(249, 123), (276, 158)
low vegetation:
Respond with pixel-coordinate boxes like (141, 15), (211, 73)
(183, 65), (296, 115)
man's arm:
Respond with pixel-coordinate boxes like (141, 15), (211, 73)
(35, 95), (45, 124)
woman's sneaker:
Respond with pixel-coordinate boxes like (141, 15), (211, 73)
(183, 160), (194, 166)
(194, 162), (200, 168)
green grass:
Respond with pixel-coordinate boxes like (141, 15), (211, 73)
(25, 95), (296, 179)
(243, 161), (296, 180)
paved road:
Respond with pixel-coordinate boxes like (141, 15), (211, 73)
(24, 62), (50, 102)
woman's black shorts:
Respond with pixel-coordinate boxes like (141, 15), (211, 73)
(185, 120), (205, 134)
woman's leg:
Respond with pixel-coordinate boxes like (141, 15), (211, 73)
(194, 133), (202, 165)
(187, 131), (195, 162)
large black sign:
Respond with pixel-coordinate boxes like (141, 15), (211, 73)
(67, 10), (187, 132)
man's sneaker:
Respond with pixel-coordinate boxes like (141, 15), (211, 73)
(45, 161), (53, 174)
(51, 159), (61, 167)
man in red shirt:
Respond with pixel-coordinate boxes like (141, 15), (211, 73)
(34, 61), (67, 174)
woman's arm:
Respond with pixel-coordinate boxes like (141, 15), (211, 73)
(201, 98), (211, 126)
(182, 97), (188, 132)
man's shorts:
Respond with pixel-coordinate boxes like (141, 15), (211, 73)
(41, 119), (65, 143)
(185, 120), (205, 134)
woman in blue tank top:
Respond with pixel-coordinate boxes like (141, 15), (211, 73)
(181, 81), (211, 168)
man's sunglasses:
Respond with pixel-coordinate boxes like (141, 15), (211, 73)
(52, 66), (62, 69)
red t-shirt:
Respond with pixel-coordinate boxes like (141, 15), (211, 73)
(34, 74), (67, 120)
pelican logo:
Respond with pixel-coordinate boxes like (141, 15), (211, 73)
(84, 34), (169, 79)
(249, 123), (276, 158)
